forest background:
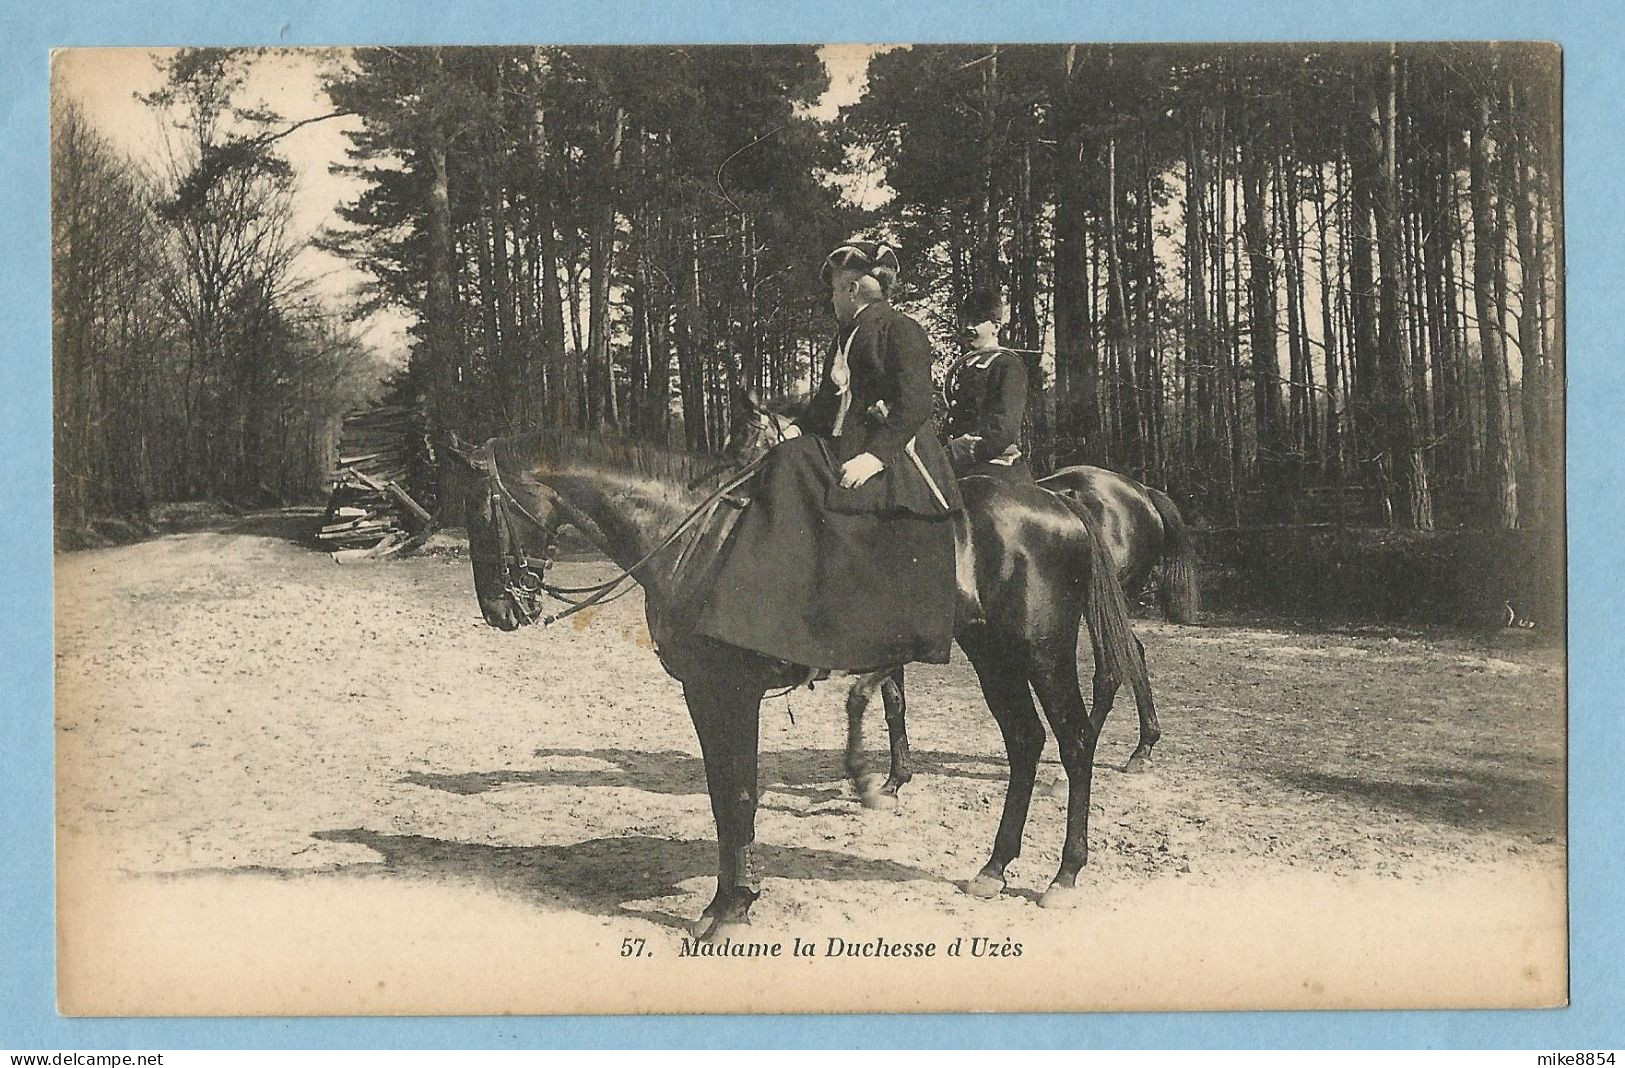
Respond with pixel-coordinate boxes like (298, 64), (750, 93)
(50, 43), (1564, 619)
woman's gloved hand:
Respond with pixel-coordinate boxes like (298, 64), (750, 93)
(947, 435), (981, 468)
(839, 452), (885, 488)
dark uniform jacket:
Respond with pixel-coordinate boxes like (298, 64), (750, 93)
(943, 348), (1029, 479)
(795, 300), (963, 517)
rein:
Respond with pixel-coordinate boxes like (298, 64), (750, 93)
(477, 440), (766, 628)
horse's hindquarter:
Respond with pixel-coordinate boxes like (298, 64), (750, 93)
(956, 477), (1092, 637)
(1039, 465), (1164, 590)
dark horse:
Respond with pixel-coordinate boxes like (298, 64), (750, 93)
(728, 396), (1198, 797)
(442, 428), (1154, 939)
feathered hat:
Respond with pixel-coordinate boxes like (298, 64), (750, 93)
(820, 239), (900, 294)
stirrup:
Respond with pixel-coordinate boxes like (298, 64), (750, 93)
(763, 662), (826, 701)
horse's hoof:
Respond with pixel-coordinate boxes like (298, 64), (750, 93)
(1042, 777), (1069, 799)
(1124, 754), (1153, 775)
(1039, 882), (1082, 910)
(859, 786), (897, 811)
(962, 872), (1006, 899)
(701, 918), (753, 943)
(853, 774), (897, 810)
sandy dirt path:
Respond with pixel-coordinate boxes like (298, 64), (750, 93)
(54, 516), (1567, 1015)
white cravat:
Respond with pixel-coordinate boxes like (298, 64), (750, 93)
(830, 328), (856, 437)
(830, 303), (875, 437)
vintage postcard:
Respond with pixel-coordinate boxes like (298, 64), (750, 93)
(51, 42), (1566, 1016)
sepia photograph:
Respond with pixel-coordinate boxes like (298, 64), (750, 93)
(49, 41), (1566, 1017)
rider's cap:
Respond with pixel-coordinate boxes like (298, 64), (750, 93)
(820, 239), (900, 294)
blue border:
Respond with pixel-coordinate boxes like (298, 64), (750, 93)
(5, 0), (1621, 1049)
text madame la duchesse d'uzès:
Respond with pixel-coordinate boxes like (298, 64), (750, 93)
(676, 935), (1022, 959)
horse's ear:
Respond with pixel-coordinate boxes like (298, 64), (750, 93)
(435, 429), (480, 472)
(736, 387), (762, 414)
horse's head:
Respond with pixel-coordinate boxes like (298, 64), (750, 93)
(725, 388), (802, 463)
(440, 432), (561, 632)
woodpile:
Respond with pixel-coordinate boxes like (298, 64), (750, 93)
(317, 404), (436, 562)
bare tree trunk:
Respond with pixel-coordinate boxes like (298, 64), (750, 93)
(528, 61), (569, 427)
(473, 212), (502, 430)
(1346, 111), (1385, 523)
(1314, 162), (1344, 482)
(585, 104), (624, 429)
(626, 208), (652, 436)
(1241, 129), (1286, 514)
(1366, 46), (1434, 529)
(1053, 163), (1092, 459)
(1468, 86), (1519, 528)
(1423, 137), (1461, 486)
(565, 253), (587, 424)
(1105, 136), (1137, 474)
(1278, 153), (1309, 494)
(424, 53), (462, 436)
(1185, 120), (1218, 496)
(491, 186), (520, 433)
(1509, 84), (1547, 525)
(1451, 163), (1483, 477)
(678, 218), (708, 451)
(1052, 46), (1095, 465)
(975, 45), (1002, 289)
(1140, 133), (1164, 486)
(1015, 135), (1051, 474)
(1224, 136), (1245, 524)
(1539, 161), (1564, 540)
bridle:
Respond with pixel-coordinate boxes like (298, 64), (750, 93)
(472, 438), (768, 628)
(472, 440), (652, 626)
(471, 441), (561, 625)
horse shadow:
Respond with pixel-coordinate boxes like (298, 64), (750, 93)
(302, 827), (940, 931)
(1273, 763), (1564, 837)
(402, 745), (1016, 805)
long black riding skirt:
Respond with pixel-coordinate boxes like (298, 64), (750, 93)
(693, 436), (956, 672)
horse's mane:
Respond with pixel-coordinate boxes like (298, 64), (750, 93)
(490, 428), (727, 488)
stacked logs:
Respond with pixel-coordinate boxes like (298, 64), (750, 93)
(317, 404), (435, 561)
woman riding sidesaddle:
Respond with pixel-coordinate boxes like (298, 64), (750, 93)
(694, 241), (963, 672)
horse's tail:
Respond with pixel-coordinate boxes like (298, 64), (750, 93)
(1059, 495), (1154, 709)
(1148, 487), (1200, 624)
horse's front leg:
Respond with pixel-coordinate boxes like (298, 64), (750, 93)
(684, 667), (767, 940)
(1029, 642), (1101, 910)
(958, 631), (1045, 899)
(685, 688), (735, 937)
